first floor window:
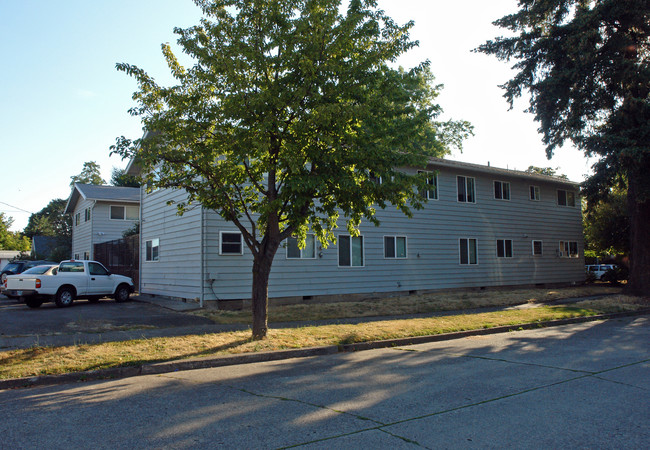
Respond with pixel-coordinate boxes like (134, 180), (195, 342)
(287, 234), (316, 259)
(557, 190), (576, 207)
(418, 170), (438, 200)
(530, 186), (540, 201)
(220, 231), (243, 255)
(111, 205), (139, 220)
(494, 181), (511, 200)
(459, 238), (478, 265)
(146, 238), (160, 261)
(74, 253), (80, 260)
(384, 236), (407, 259)
(559, 241), (578, 258)
(457, 176), (476, 203)
(83, 251), (90, 260)
(339, 235), (364, 267)
(496, 239), (513, 258)
(532, 240), (543, 256)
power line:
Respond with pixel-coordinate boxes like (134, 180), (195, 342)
(0, 201), (34, 215)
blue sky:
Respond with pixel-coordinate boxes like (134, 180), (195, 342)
(1, 0), (594, 231)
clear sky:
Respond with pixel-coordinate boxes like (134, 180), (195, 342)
(0, 0), (594, 232)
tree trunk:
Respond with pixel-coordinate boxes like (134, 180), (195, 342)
(251, 254), (273, 340)
(626, 175), (650, 296)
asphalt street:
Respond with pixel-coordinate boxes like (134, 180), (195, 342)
(1, 316), (647, 449)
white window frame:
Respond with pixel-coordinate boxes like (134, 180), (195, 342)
(532, 240), (543, 256)
(110, 205), (139, 221)
(418, 170), (438, 200)
(83, 251), (90, 260)
(459, 238), (478, 265)
(529, 185), (540, 201)
(84, 207), (91, 222)
(557, 189), (576, 207)
(384, 235), (408, 259)
(145, 238), (160, 262)
(496, 239), (513, 258)
(558, 240), (579, 258)
(494, 181), (511, 201)
(75, 213), (80, 226)
(338, 235), (365, 267)
(286, 234), (317, 259)
(220, 231), (244, 255)
(74, 253), (80, 260)
(457, 176), (476, 203)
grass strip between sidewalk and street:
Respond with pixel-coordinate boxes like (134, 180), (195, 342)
(0, 293), (647, 381)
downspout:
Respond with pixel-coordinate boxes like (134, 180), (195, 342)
(138, 186), (143, 294)
(90, 200), (97, 260)
(200, 205), (205, 308)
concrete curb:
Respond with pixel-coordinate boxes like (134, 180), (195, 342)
(2, 309), (648, 390)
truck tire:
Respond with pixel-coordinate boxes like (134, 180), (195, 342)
(55, 287), (75, 308)
(25, 298), (43, 308)
(114, 284), (131, 303)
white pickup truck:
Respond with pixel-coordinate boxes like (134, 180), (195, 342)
(4, 260), (134, 308)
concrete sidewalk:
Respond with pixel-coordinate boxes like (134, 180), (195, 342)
(1, 316), (647, 448)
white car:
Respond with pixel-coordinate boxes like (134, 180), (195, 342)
(2, 264), (59, 299)
(4, 260), (134, 308)
(585, 264), (616, 280)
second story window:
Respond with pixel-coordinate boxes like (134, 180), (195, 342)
(110, 205), (139, 220)
(494, 181), (510, 200)
(530, 186), (540, 201)
(75, 213), (81, 226)
(418, 170), (438, 200)
(557, 189), (576, 207)
(457, 176), (476, 203)
(84, 207), (91, 222)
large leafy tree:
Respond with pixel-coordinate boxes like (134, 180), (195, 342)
(583, 187), (629, 258)
(113, 0), (471, 339)
(23, 199), (72, 240)
(70, 161), (106, 186)
(478, 0), (650, 295)
(0, 213), (31, 252)
(111, 167), (141, 187)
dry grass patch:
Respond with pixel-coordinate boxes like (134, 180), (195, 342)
(0, 304), (627, 380)
(194, 285), (623, 324)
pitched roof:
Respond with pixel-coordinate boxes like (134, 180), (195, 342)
(425, 157), (580, 187)
(64, 184), (140, 214)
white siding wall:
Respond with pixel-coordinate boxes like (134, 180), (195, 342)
(139, 188), (203, 299)
(71, 199), (94, 259)
(202, 168), (584, 300)
(72, 201), (139, 260)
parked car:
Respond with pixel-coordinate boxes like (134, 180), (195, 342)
(585, 264), (617, 280)
(2, 264), (59, 299)
(1, 260), (57, 288)
(4, 260), (134, 308)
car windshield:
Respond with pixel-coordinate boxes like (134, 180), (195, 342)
(22, 265), (56, 275)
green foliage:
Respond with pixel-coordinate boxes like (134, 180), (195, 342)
(0, 213), (31, 252)
(23, 198), (72, 240)
(112, 0), (471, 255)
(111, 167), (141, 187)
(479, 0), (650, 294)
(583, 188), (629, 257)
(525, 166), (568, 180)
(70, 161), (106, 186)
(122, 222), (140, 238)
(113, 0), (472, 337)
